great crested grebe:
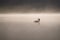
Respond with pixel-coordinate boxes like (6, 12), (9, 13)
(34, 18), (40, 23)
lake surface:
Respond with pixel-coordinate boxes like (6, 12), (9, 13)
(0, 13), (60, 40)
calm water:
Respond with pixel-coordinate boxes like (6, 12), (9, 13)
(0, 14), (60, 40)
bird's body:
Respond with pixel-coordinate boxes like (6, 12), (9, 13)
(34, 18), (40, 23)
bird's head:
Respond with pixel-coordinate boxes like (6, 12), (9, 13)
(38, 18), (40, 21)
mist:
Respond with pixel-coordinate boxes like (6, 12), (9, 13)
(0, 0), (60, 13)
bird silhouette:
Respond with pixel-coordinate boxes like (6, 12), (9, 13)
(34, 18), (40, 23)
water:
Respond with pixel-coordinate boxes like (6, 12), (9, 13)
(0, 14), (60, 40)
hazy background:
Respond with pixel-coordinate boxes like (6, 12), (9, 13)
(0, 0), (60, 40)
(0, 0), (60, 13)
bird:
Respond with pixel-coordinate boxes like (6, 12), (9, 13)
(34, 18), (40, 23)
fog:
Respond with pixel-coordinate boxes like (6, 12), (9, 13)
(0, 13), (60, 40)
